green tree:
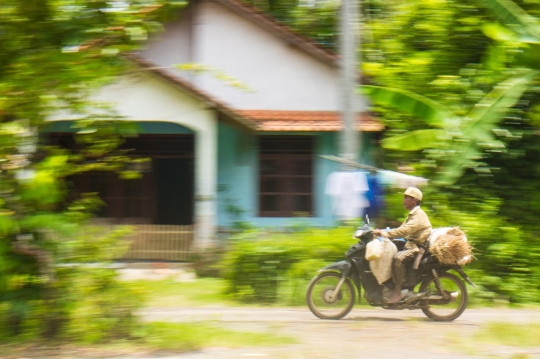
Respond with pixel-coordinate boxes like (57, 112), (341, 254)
(359, 0), (540, 302)
(0, 0), (184, 340)
(361, 70), (533, 185)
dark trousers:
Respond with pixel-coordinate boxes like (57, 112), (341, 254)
(392, 249), (417, 287)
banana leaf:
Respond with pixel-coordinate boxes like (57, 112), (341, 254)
(436, 72), (534, 185)
(482, 22), (521, 42)
(463, 71), (535, 138)
(433, 142), (482, 186)
(359, 85), (455, 128)
(481, 0), (540, 42)
(381, 129), (448, 151)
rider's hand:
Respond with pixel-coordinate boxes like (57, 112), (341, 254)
(373, 229), (387, 237)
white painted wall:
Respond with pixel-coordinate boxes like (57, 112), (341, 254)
(140, 8), (194, 78)
(141, 1), (365, 111)
(94, 73), (218, 246)
(194, 1), (341, 111)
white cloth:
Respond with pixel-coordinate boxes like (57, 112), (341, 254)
(325, 171), (369, 220)
(369, 238), (397, 285)
(377, 170), (428, 189)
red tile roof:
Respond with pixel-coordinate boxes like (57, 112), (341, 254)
(238, 110), (383, 132)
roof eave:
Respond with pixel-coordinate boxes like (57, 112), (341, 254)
(209, 0), (338, 68)
(125, 53), (258, 132)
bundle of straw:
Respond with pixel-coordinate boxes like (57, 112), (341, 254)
(430, 227), (474, 266)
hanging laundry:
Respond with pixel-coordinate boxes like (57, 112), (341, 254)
(365, 173), (385, 220)
(325, 171), (370, 220)
(319, 155), (429, 189)
(377, 170), (428, 189)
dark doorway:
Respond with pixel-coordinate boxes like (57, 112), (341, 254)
(47, 133), (195, 225)
(154, 158), (194, 225)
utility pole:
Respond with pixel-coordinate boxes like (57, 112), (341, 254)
(339, 0), (361, 164)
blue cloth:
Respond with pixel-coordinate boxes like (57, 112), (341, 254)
(365, 174), (384, 219)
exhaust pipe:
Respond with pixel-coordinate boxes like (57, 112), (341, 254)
(404, 291), (428, 304)
(423, 292), (459, 304)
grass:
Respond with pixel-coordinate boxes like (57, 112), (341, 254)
(133, 277), (242, 308)
(133, 275), (321, 308)
(474, 322), (540, 347)
(446, 322), (540, 358)
(0, 321), (297, 357)
(0, 275), (298, 357)
(132, 274), (399, 309)
(138, 321), (297, 350)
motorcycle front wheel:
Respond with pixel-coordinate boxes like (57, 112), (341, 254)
(306, 272), (356, 320)
(419, 272), (468, 321)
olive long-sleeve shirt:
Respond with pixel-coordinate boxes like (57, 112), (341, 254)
(387, 206), (432, 250)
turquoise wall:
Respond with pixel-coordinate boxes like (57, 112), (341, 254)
(217, 123), (375, 228)
(217, 123), (258, 227)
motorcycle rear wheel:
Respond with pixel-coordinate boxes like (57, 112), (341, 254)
(419, 272), (468, 321)
(306, 272), (355, 320)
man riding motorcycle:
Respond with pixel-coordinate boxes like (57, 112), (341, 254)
(373, 187), (432, 303)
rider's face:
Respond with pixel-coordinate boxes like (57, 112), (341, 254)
(403, 195), (417, 210)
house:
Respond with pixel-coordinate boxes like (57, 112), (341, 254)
(48, 0), (383, 258)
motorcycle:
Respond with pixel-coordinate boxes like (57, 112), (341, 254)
(306, 217), (476, 321)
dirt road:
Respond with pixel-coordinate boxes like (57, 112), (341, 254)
(141, 307), (540, 359)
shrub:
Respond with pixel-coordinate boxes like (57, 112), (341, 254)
(0, 225), (144, 342)
(62, 267), (143, 343)
(221, 226), (358, 304)
(427, 191), (540, 303)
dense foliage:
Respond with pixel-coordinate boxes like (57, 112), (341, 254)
(361, 0), (540, 302)
(221, 227), (355, 304)
(0, 0), (184, 340)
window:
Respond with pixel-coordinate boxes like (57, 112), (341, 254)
(258, 136), (314, 217)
